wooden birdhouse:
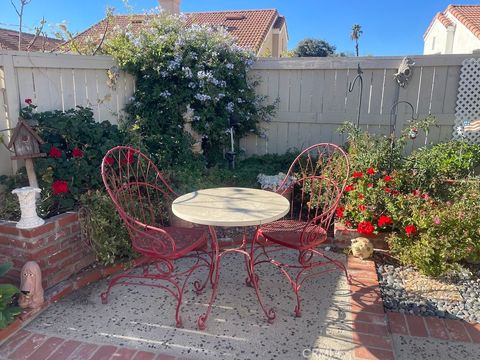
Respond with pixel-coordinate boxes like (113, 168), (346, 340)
(7, 120), (46, 160)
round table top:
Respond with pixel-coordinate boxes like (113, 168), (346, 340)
(172, 187), (290, 227)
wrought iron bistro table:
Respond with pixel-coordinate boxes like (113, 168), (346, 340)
(171, 187), (290, 329)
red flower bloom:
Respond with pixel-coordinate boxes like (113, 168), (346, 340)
(357, 221), (374, 235)
(48, 146), (62, 158)
(105, 156), (115, 166)
(52, 180), (68, 195)
(378, 215), (393, 227)
(384, 187), (392, 193)
(383, 175), (393, 182)
(25, 98), (33, 105)
(72, 148), (83, 158)
(366, 167), (376, 175)
(358, 204), (367, 212)
(412, 189), (421, 197)
(367, 183), (374, 188)
(336, 207), (344, 218)
(352, 171), (363, 178)
(121, 149), (135, 165)
(344, 184), (355, 192)
(405, 224), (417, 236)
(345, 220), (353, 228)
(421, 193), (429, 200)
(358, 194), (364, 200)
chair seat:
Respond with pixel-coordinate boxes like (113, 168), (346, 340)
(134, 226), (208, 260)
(259, 219), (327, 250)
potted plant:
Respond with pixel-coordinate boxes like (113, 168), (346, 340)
(257, 172), (295, 199)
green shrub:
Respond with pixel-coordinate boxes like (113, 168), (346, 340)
(0, 262), (21, 329)
(79, 190), (136, 265)
(106, 14), (276, 167)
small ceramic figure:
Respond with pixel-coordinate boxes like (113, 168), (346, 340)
(18, 261), (44, 310)
(351, 237), (374, 260)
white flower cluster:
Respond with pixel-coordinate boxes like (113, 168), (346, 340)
(194, 93), (211, 102)
(159, 90), (171, 98)
(257, 173), (295, 191)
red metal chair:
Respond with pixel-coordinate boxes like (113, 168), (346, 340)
(100, 146), (214, 329)
(249, 143), (350, 321)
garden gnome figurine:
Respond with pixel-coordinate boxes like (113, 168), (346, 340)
(351, 237), (374, 260)
(18, 261), (44, 310)
(12, 187), (44, 229)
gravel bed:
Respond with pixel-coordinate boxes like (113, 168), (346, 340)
(377, 262), (480, 323)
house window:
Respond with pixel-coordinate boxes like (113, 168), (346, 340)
(432, 37), (436, 50)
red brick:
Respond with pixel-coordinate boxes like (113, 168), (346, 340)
(425, 317), (449, 340)
(48, 248), (73, 265)
(352, 332), (392, 350)
(102, 263), (126, 277)
(155, 354), (176, 360)
(353, 322), (390, 336)
(350, 277), (379, 287)
(0, 223), (19, 235)
(352, 312), (386, 325)
(112, 347), (137, 359)
(28, 336), (65, 359)
(0, 318), (23, 342)
(351, 302), (385, 315)
(464, 323), (480, 343)
(133, 351), (156, 360)
(48, 283), (74, 303)
(74, 269), (102, 289)
(354, 346), (395, 360)
(387, 312), (408, 335)
(9, 332), (48, 359)
(29, 244), (58, 261)
(46, 339), (81, 360)
(405, 315), (428, 337)
(90, 344), (118, 360)
(349, 270), (378, 280)
(46, 268), (72, 288)
(444, 319), (470, 342)
(20, 222), (55, 238)
(57, 212), (79, 227)
(0, 329), (32, 354)
(69, 342), (99, 360)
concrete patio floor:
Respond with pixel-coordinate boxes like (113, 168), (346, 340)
(21, 250), (355, 359)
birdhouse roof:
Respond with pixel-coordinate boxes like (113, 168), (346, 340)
(7, 120), (45, 149)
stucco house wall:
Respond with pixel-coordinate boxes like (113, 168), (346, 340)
(424, 20), (450, 54)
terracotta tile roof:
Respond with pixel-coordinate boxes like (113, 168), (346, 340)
(273, 15), (285, 30)
(0, 28), (62, 51)
(438, 12), (454, 28)
(70, 9), (283, 53)
(448, 5), (480, 39)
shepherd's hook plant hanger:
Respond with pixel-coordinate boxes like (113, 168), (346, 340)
(348, 64), (364, 128)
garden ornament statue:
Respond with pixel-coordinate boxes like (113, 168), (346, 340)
(351, 237), (374, 260)
(18, 261), (44, 311)
(12, 187), (44, 229)
(394, 57), (415, 87)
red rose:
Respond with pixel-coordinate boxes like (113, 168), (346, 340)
(52, 180), (68, 195)
(105, 156), (115, 166)
(25, 98), (33, 105)
(405, 224), (417, 236)
(367, 183), (374, 188)
(358, 204), (367, 212)
(357, 221), (374, 235)
(336, 207), (344, 218)
(344, 184), (355, 192)
(383, 175), (393, 182)
(378, 215), (393, 227)
(358, 194), (364, 200)
(352, 171), (363, 178)
(72, 148), (83, 158)
(366, 167), (375, 175)
(49, 146), (62, 158)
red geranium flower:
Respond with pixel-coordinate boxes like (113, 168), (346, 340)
(52, 180), (68, 195)
(383, 175), (393, 182)
(336, 207), (344, 218)
(358, 194), (364, 200)
(345, 220), (353, 228)
(412, 189), (421, 197)
(366, 167), (375, 175)
(421, 193), (429, 200)
(25, 98), (33, 105)
(367, 183), (374, 188)
(72, 148), (83, 158)
(121, 149), (135, 165)
(405, 224), (417, 236)
(358, 204), (367, 212)
(48, 146), (62, 158)
(105, 156), (115, 166)
(344, 184), (355, 192)
(357, 221), (374, 235)
(384, 187), (392, 193)
(352, 171), (363, 178)
(378, 215), (393, 227)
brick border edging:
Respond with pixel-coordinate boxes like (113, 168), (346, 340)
(0, 256), (147, 344)
(347, 256), (480, 360)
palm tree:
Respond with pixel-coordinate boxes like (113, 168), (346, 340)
(351, 24), (363, 57)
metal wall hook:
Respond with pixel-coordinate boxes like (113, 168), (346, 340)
(348, 64), (364, 128)
(389, 100), (418, 136)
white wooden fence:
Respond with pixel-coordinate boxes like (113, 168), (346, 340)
(0, 51), (474, 175)
(0, 51), (135, 175)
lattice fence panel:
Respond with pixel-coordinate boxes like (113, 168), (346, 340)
(453, 58), (480, 143)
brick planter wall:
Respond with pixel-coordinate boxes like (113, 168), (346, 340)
(0, 212), (95, 290)
(333, 222), (390, 250)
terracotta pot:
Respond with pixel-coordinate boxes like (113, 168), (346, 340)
(333, 222), (390, 250)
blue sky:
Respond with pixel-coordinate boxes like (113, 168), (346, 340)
(1, 0), (479, 55)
